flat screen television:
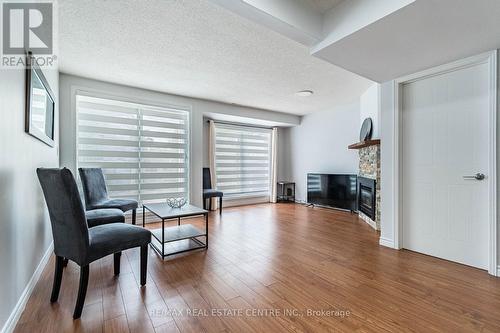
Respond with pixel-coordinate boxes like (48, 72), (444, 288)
(307, 173), (358, 211)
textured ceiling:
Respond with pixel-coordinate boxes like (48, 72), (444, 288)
(58, 0), (372, 115)
(300, 0), (344, 13)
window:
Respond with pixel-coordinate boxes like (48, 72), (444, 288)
(214, 122), (272, 198)
(76, 95), (189, 205)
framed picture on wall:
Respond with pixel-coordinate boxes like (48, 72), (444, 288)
(25, 52), (55, 147)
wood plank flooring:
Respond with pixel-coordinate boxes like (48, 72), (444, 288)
(14, 203), (500, 332)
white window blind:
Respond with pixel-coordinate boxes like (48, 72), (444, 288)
(214, 122), (271, 198)
(76, 95), (189, 205)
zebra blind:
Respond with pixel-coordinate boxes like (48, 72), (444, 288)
(76, 95), (189, 205)
(214, 123), (271, 198)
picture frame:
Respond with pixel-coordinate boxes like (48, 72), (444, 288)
(25, 52), (55, 147)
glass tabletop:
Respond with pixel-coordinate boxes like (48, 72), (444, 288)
(143, 203), (208, 219)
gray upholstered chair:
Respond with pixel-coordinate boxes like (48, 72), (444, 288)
(37, 168), (151, 319)
(78, 168), (138, 224)
(85, 208), (125, 228)
(203, 167), (223, 214)
(55, 209), (125, 268)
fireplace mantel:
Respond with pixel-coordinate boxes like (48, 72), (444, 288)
(348, 139), (380, 150)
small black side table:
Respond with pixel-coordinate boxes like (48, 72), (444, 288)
(277, 181), (295, 203)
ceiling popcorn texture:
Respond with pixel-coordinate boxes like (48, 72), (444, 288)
(58, 0), (372, 115)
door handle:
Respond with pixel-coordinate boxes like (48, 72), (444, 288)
(463, 173), (485, 180)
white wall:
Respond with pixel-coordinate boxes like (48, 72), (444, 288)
(360, 83), (380, 138)
(0, 68), (59, 330)
(279, 102), (360, 201)
(59, 74), (299, 207)
(277, 127), (291, 182)
(379, 80), (396, 246)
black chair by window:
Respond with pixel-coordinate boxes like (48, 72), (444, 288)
(79, 168), (139, 225)
(37, 168), (151, 319)
(203, 167), (223, 214)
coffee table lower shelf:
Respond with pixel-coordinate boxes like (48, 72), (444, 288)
(150, 224), (207, 258)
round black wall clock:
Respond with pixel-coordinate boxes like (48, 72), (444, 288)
(360, 118), (373, 141)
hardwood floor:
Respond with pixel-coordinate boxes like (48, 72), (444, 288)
(14, 203), (500, 332)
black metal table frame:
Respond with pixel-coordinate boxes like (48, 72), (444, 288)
(142, 205), (208, 259)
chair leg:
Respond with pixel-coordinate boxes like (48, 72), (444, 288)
(50, 256), (64, 302)
(73, 265), (89, 319)
(209, 198), (212, 211)
(132, 209), (137, 225)
(140, 245), (148, 286)
(219, 196), (223, 215)
(114, 252), (121, 275)
(203, 198), (206, 210)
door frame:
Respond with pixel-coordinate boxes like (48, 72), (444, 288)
(391, 50), (498, 275)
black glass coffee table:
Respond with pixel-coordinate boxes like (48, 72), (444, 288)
(142, 203), (208, 259)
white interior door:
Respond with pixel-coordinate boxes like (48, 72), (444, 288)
(402, 61), (491, 270)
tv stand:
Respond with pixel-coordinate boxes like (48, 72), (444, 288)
(306, 203), (356, 214)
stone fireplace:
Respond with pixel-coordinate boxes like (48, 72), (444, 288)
(358, 144), (380, 230)
(348, 139), (381, 230)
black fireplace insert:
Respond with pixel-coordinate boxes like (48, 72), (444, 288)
(357, 176), (376, 220)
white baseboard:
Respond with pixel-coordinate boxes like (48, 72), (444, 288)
(496, 265), (500, 277)
(358, 212), (378, 230)
(379, 237), (396, 249)
(1, 243), (53, 333)
(364, 219), (378, 230)
(222, 196), (270, 208)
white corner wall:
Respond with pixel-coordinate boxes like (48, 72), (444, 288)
(279, 102), (360, 202)
(0, 68), (59, 331)
(360, 83), (381, 138)
(379, 80), (396, 247)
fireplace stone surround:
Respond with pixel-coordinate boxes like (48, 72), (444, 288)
(358, 145), (381, 230)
